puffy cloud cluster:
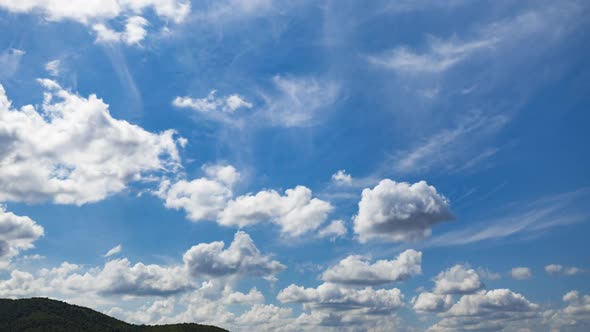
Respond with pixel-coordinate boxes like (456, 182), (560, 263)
(353, 179), (453, 242)
(433, 265), (483, 295)
(0, 260), (190, 298)
(158, 164), (333, 237)
(0, 0), (190, 44)
(544, 291), (590, 331)
(511, 267), (532, 280)
(331, 170), (352, 185)
(278, 282), (404, 315)
(0, 231), (282, 300)
(93, 16), (148, 46)
(0, 206), (44, 269)
(428, 289), (539, 331)
(317, 220), (347, 240)
(545, 264), (585, 276)
(158, 165), (239, 221)
(0, 80), (183, 205)
(321, 249), (422, 286)
(219, 186), (333, 237)
(412, 292), (453, 313)
(183, 231), (285, 280)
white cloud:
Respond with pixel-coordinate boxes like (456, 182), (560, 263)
(236, 304), (293, 328)
(45, 60), (60, 76)
(0, 231), (280, 301)
(219, 185), (333, 237)
(433, 265), (483, 295)
(545, 264), (585, 276)
(173, 90), (253, 114)
(545, 290), (590, 331)
(0, 80), (183, 205)
(545, 264), (563, 274)
(0, 0), (190, 24)
(318, 220), (347, 240)
(412, 292), (453, 313)
(158, 165), (239, 222)
(368, 37), (496, 74)
(429, 289), (539, 331)
(0, 260), (190, 298)
(104, 244), (122, 258)
(321, 249), (422, 286)
(331, 170), (352, 185)
(511, 267), (532, 280)
(278, 282), (404, 315)
(353, 179), (453, 243)
(260, 75), (340, 127)
(0, 206), (44, 269)
(183, 231), (285, 280)
(476, 267), (502, 280)
(93, 16), (148, 45)
(0, 0), (190, 45)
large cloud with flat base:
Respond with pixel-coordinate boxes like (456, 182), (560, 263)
(354, 179), (453, 242)
(320, 249), (422, 286)
(0, 80), (183, 205)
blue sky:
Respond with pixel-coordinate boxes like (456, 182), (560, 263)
(0, 1), (589, 331)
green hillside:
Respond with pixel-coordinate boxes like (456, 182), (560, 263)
(0, 298), (228, 332)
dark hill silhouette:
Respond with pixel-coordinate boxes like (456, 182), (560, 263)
(0, 297), (228, 332)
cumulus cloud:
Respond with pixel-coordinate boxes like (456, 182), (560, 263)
(331, 170), (352, 185)
(0, 231), (280, 301)
(0, 260), (190, 298)
(0, 80), (182, 205)
(183, 231), (285, 280)
(545, 264), (585, 276)
(278, 282), (404, 315)
(476, 267), (502, 280)
(353, 179), (453, 242)
(219, 186), (333, 237)
(0, 206), (44, 269)
(433, 265), (483, 295)
(93, 16), (148, 45)
(429, 289), (539, 331)
(158, 165), (239, 222)
(104, 244), (122, 258)
(511, 267), (532, 280)
(412, 292), (453, 313)
(173, 90), (253, 115)
(318, 220), (347, 240)
(321, 249), (422, 286)
(0, 0), (190, 44)
(544, 290), (590, 331)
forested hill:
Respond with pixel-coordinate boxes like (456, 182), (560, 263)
(0, 297), (228, 332)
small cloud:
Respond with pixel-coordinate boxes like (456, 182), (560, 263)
(510, 267), (532, 280)
(104, 244), (122, 258)
(93, 16), (149, 46)
(318, 220), (347, 240)
(331, 170), (352, 185)
(545, 264), (585, 276)
(45, 60), (60, 76)
(476, 267), (502, 280)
